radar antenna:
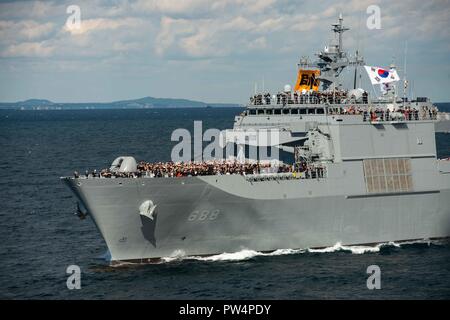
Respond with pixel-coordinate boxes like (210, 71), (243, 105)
(331, 13), (350, 58)
(312, 14), (365, 90)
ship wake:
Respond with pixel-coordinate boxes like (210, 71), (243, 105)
(160, 239), (443, 263)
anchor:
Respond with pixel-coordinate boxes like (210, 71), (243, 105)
(74, 202), (88, 220)
(139, 200), (157, 220)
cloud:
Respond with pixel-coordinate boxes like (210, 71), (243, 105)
(0, 1), (64, 19)
(155, 16), (197, 56)
(154, 15), (260, 58)
(222, 16), (256, 32)
(0, 20), (56, 41)
(290, 15), (321, 32)
(63, 17), (144, 35)
(131, 0), (276, 17)
(247, 36), (267, 49)
(132, 0), (213, 16)
(0, 0), (449, 102)
(20, 21), (55, 39)
(257, 17), (285, 32)
(152, 5), (286, 59)
(0, 18), (57, 58)
(2, 0), (448, 61)
(1, 41), (55, 58)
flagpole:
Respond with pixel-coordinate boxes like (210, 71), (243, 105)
(403, 41), (408, 108)
(371, 84), (378, 102)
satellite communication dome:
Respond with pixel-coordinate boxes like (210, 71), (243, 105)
(110, 156), (137, 173)
(348, 88), (364, 100)
(386, 103), (395, 112)
(284, 84), (291, 92)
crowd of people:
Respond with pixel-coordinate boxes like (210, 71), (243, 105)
(73, 160), (327, 179)
(362, 105), (438, 122)
(251, 89), (368, 106)
(136, 161), (292, 177)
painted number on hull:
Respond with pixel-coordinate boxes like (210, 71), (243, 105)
(188, 209), (220, 222)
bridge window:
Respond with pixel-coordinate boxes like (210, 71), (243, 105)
(258, 109), (265, 115)
(283, 108), (290, 114)
(291, 108), (299, 114)
(316, 108), (325, 114)
(274, 109), (281, 115)
(249, 109), (256, 115)
(299, 108), (307, 114)
(307, 108), (315, 114)
(266, 109), (273, 115)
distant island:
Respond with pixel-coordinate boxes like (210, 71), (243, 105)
(0, 97), (241, 110)
(0, 97), (449, 112)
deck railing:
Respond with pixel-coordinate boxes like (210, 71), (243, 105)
(362, 110), (437, 122)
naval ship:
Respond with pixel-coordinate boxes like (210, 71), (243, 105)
(62, 15), (450, 263)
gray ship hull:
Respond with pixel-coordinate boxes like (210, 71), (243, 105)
(63, 173), (450, 263)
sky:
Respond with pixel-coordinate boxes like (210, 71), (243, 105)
(0, 0), (449, 104)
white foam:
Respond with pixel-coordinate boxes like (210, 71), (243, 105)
(266, 248), (306, 255)
(394, 239), (431, 246)
(190, 248), (307, 262)
(157, 239), (444, 263)
(386, 241), (401, 248)
(161, 249), (187, 262)
(192, 249), (262, 261)
(308, 242), (382, 254)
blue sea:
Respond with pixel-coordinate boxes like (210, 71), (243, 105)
(0, 107), (449, 299)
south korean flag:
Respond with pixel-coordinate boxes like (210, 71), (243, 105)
(364, 66), (400, 85)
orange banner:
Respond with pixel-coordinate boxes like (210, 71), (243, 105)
(294, 69), (320, 92)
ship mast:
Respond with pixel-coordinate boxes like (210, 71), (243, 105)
(301, 14), (364, 91)
(332, 13), (350, 58)
(353, 49), (359, 89)
(403, 41), (408, 107)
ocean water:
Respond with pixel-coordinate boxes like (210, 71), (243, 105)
(0, 107), (449, 300)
